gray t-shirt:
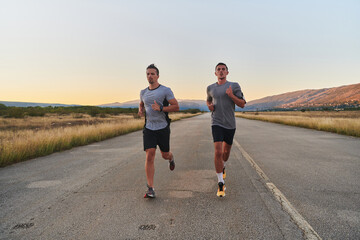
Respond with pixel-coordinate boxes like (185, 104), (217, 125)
(207, 81), (245, 129)
(140, 85), (175, 130)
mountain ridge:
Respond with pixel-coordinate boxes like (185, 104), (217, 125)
(2, 83), (359, 111)
(99, 83), (360, 111)
(245, 83), (360, 111)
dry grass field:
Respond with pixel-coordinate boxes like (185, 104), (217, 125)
(236, 111), (360, 137)
(0, 112), (201, 167)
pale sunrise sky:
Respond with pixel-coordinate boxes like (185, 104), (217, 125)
(1, 0), (359, 105)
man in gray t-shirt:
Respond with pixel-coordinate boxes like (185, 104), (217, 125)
(138, 64), (179, 198)
(140, 85), (175, 131)
(206, 62), (246, 197)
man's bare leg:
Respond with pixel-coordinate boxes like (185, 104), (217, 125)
(214, 141), (226, 197)
(161, 151), (173, 161)
(161, 151), (175, 171)
(222, 142), (232, 163)
(214, 142), (223, 174)
(222, 142), (232, 179)
(145, 148), (156, 188)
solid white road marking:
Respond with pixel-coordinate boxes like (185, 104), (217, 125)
(234, 139), (322, 240)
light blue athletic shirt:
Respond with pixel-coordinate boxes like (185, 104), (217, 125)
(140, 85), (175, 130)
(207, 81), (245, 129)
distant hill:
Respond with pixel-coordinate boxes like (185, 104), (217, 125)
(99, 99), (209, 111)
(2, 83), (359, 111)
(0, 101), (79, 108)
(243, 83), (360, 111)
(104, 83), (360, 111)
(177, 100), (208, 111)
(99, 100), (139, 108)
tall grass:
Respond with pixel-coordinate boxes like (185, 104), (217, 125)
(236, 111), (360, 137)
(0, 114), (135, 130)
(0, 113), (201, 167)
(0, 119), (144, 167)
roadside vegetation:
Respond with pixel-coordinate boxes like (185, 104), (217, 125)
(0, 104), (202, 167)
(236, 111), (360, 137)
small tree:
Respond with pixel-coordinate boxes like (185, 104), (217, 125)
(89, 107), (100, 117)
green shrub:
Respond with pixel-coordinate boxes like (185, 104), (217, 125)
(26, 107), (46, 117)
(6, 107), (25, 118)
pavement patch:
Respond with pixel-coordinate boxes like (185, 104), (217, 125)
(168, 190), (193, 198)
(171, 170), (215, 193)
(27, 180), (62, 188)
(337, 210), (360, 225)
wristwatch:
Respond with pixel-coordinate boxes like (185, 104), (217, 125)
(160, 105), (163, 112)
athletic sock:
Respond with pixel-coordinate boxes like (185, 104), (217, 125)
(216, 172), (224, 184)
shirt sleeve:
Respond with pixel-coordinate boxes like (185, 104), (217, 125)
(165, 87), (175, 101)
(232, 83), (246, 102)
(140, 89), (144, 102)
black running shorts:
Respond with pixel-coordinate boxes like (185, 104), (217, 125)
(143, 126), (170, 152)
(211, 125), (236, 145)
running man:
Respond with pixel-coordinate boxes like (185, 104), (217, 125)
(206, 62), (246, 197)
(138, 64), (179, 198)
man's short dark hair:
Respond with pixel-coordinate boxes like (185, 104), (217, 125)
(215, 62), (228, 71)
(147, 64), (159, 75)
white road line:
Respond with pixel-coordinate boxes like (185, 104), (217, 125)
(234, 139), (322, 240)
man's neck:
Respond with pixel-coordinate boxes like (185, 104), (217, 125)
(149, 82), (160, 90)
(217, 78), (227, 85)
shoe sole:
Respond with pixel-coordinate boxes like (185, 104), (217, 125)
(217, 185), (226, 197)
(144, 194), (155, 198)
(217, 192), (226, 197)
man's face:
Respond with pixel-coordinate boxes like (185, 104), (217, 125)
(215, 65), (229, 80)
(146, 68), (159, 84)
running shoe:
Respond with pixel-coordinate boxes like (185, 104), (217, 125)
(223, 167), (226, 180)
(217, 182), (226, 197)
(144, 185), (155, 198)
(169, 158), (175, 171)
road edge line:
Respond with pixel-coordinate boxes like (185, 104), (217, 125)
(233, 139), (322, 240)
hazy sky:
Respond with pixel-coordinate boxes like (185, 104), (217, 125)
(1, 0), (359, 105)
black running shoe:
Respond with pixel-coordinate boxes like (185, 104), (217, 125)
(169, 158), (175, 171)
(144, 185), (155, 198)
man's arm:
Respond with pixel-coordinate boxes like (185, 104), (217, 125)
(206, 86), (215, 111)
(138, 101), (145, 117)
(230, 95), (246, 108)
(164, 98), (179, 112)
(152, 98), (179, 112)
(226, 85), (246, 108)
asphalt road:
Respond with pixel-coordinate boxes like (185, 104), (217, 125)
(0, 113), (359, 239)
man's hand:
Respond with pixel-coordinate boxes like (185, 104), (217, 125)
(138, 107), (144, 117)
(151, 100), (161, 111)
(226, 86), (246, 108)
(207, 102), (215, 111)
(226, 85), (234, 98)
